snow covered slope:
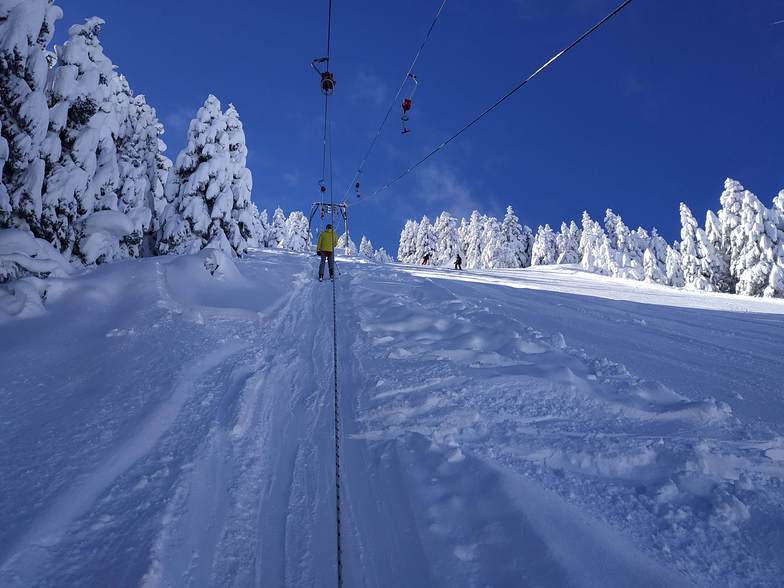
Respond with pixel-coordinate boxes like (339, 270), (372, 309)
(1, 251), (783, 587)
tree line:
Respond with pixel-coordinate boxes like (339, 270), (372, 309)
(398, 179), (784, 298)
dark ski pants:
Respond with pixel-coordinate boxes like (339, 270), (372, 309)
(319, 252), (335, 279)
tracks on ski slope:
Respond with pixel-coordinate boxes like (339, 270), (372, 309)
(3, 252), (783, 586)
(0, 254), (337, 586)
(343, 261), (784, 587)
(144, 257), (340, 587)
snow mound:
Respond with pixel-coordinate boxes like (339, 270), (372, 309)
(199, 246), (242, 281)
(0, 228), (71, 282)
(0, 276), (49, 320)
(75, 210), (136, 265)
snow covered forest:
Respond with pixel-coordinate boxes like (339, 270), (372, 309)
(0, 1), (395, 294)
(399, 179), (784, 298)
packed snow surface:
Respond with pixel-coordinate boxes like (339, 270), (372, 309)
(1, 251), (783, 587)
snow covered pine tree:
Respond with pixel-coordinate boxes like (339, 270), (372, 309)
(397, 219), (418, 264)
(0, 0), (62, 233)
(414, 215), (437, 264)
(531, 224), (557, 266)
(359, 235), (373, 259)
(434, 211), (461, 267)
(500, 206), (529, 268)
(159, 96), (257, 257)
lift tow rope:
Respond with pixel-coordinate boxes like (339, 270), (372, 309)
(341, 0), (449, 202)
(329, 86), (344, 588)
(316, 0), (344, 586)
(359, 0), (636, 203)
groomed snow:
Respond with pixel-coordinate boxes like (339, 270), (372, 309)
(399, 263), (784, 314)
(1, 251), (783, 587)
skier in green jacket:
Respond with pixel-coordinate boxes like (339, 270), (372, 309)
(316, 224), (338, 281)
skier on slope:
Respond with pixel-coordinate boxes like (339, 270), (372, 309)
(316, 224), (338, 281)
(454, 254), (462, 270)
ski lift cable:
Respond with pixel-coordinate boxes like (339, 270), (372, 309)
(359, 0), (636, 204)
(341, 0), (449, 201)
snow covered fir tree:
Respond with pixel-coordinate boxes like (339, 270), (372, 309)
(158, 95), (262, 257)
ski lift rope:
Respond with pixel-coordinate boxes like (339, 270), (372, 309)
(313, 0), (344, 586)
(341, 0), (449, 202)
(355, 0), (637, 206)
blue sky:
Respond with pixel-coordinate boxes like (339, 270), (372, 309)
(57, 0), (784, 252)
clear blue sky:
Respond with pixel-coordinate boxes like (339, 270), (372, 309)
(57, 0), (784, 252)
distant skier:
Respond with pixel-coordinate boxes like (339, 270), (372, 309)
(422, 253), (431, 265)
(454, 254), (462, 270)
(316, 224), (338, 281)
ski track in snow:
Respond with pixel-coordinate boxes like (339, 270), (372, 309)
(1, 251), (783, 586)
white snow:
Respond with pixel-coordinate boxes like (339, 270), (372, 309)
(1, 253), (783, 586)
(75, 209), (136, 265)
(0, 228), (71, 281)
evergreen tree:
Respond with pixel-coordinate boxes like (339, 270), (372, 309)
(695, 221), (729, 292)
(359, 235), (373, 258)
(397, 219), (418, 264)
(464, 211), (484, 269)
(221, 104), (256, 255)
(665, 244), (685, 288)
(414, 215), (437, 263)
(45, 17), (120, 256)
(679, 202), (712, 291)
(643, 248), (667, 284)
(556, 221), (580, 264)
(768, 191), (784, 297)
(500, 205), (528, 268)
(630, 227), (651, 259)
(579, 211), (612, 275)
(433, 211), (461, 266)
(648, 227), (669, 276)
(717, 178), (746, 290)
(160, 95), (244, 255)
(458, 216), (470, 258)
(267, 207), (287, 248)
(772, 191), (784, 240)
(604, 209), (643, 280)
(520, 223), (534, 268)
(531, 224), (557, 266)
(284, 210), (310, 252)
(480, 215), (504, 269)
(337, 231), (356, 255)
(244, 203), (267, 249)
(111, 74), (171, 257)
(733, 190), (780, 297)
(0, 0), (62, 231)
(701, 210), (730, 291)
(253, 204), (272, 247)
(373, 247), (393, 264)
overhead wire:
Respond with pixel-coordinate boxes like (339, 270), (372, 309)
(341, 0), (449, 202)
(359, 0), (636, 203)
